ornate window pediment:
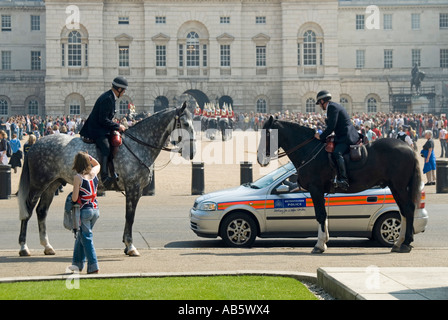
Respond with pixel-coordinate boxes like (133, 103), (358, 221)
(217, 33), (235, 44)
(252, 33), (270, 46)
(152, 33), (170, 44)
(115, 33), (133, 45)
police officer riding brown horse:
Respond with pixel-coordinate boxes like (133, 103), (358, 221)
(258, 90), (422, 254)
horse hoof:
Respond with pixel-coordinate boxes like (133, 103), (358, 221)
(311, 246), (325, 254)
(391, 244), (412, 253)
(44, 245), (56, 255)
(127, 249), (140, 257)
(19, 249), (31, 257)
(124, 245), (140, 257)
(398, 244), (413, 253)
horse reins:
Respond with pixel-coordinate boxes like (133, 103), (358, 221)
(121, 112), (185, 172)
(277, 137), (316, 159)
(266, 128), (317, 160)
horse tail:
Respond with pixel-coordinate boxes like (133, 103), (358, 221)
(409, 151), (422, 208)
(18, 154), (32, 221)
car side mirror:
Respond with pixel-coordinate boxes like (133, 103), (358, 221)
(275, 185), (290, 194)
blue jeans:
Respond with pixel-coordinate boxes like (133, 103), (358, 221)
(72, 208), (100, 273)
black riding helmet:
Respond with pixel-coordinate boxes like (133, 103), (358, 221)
(316, 90), (332, 105)
(112, 76), (128, 91)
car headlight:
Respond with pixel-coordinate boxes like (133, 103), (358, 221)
(197, 202), (217, 211)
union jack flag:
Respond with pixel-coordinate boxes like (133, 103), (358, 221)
(79, 177), (98, 209)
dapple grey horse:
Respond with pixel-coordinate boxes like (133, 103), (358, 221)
(18, 103), (195, 257)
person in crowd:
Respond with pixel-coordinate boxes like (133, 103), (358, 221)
(364, 123), (377, 143)
(397, 126), (414, 148)
(0, 130), (8, 165)
(421, 130), (436, 186)
(23, 134), (36, 157)
(8, 133), (22, 173)
(439, 126), (447, 158)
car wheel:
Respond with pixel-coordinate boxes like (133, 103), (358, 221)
(220, 213), (257, 248)
(373, 212), (401, 247)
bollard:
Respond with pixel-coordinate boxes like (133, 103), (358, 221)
(436, 159), (448, 193)
(0, 164), (11, 200)
(240, 161), (253, 185)
(191, 162), (205, 195)
(142, 169), (155, 196)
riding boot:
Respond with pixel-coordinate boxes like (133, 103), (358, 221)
(100, 156), (113, 189)
(335, 153), (349, 191)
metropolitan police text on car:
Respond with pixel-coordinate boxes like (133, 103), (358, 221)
(178, 304), (270, 317)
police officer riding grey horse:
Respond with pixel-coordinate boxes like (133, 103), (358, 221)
(79, 77), (128, 189)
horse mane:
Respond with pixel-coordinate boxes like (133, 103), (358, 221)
(128, 107), (177, 131)
(274, 119), (316, 139)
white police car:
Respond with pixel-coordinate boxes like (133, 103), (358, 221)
(190, 162), (428, 248)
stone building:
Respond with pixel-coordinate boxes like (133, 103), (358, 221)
(1, 0), (448, 117)
(0, 0), (45, 116)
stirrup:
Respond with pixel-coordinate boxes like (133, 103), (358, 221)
(336, 179), (349, 191)
(102, 176), (114, 189)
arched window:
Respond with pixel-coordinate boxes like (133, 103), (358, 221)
(306, 97), (316, 113)
(367, 97), (377, 113)
(0, 99), (8, 115)
(68, 31), (82, 67)
(297, 25), (324, 68)
(28, 100), (39, 115)
(186, 31), (200, 67)
(65, 93), (85, 116)
(154, 96), (169, 113)
(61, 26), (88, 68)
(177, 21), (209, 76)
(219, 96), (233, 109)
(256, 98), (267, 113)
(303, 30), (316, 66)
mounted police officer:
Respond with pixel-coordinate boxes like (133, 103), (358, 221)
(314, 90), (359, 191)
(79, 77), (128, 189)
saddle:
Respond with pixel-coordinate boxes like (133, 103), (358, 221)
(81, 132), (122, 190)
(325, 134), (368, 162)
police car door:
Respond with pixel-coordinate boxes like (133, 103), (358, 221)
(326, 188), (386, 233)
(265, 179), (316, 234)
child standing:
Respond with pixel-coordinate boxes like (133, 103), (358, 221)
(68, 152), (101, 274)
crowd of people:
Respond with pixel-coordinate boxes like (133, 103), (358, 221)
(1, 110), (446, 182)
(233, 110), (447, 141)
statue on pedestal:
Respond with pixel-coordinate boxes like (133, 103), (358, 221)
(411, 63), (425, 95)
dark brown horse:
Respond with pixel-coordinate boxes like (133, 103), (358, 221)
(258, 116), (421, 253)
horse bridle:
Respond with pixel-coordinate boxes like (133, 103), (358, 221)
(122, 109), (194, 171)
(123, 112), (182, 152)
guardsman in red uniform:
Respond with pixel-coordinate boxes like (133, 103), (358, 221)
(194, 104), (202, 117)
(221, 104), (228, 119)
(215, 105), (221, 119)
